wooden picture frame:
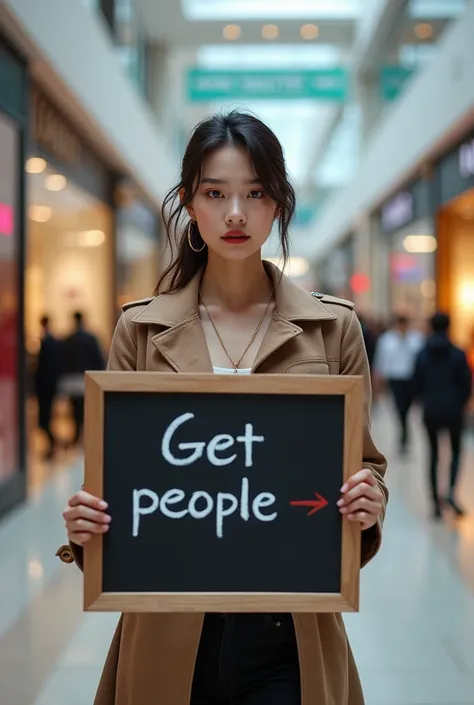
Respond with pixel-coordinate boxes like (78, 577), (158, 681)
(84, 372), (364, 613)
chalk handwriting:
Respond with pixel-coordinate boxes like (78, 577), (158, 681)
(161, 413), (264, 468)
(132, 479), (277, 538)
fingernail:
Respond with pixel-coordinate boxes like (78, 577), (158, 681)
(102, 524), (109, 531)
(104, 515), (111, 523)
(341, 484), (348, 493)
(337, 499), (344, 506)
(340, 507), (347, 513)
(99, 501), (108, 509)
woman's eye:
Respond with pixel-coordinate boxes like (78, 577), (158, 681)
(206, 190), (222, 199)
(249, 190), (264, 199)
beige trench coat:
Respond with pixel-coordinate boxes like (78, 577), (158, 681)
(59, 261), (388, 705)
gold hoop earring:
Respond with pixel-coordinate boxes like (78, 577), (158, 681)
(187, 220), (206, 253)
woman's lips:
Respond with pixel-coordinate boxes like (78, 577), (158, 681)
(222, 231), (250, 244)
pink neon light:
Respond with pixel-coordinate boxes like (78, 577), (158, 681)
(0, 203), (14, 236)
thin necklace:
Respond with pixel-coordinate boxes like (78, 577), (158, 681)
(199, 289), (274, 373)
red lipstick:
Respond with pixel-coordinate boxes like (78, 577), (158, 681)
(222, 230), (250, 244)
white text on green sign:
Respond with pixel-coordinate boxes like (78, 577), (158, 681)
(187, 68), (348, 102)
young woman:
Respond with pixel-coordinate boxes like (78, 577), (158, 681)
(60, 112), (388, 705)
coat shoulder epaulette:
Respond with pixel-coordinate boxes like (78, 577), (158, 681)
(310, 292), (355, 310)
(121, 297), (155, 313)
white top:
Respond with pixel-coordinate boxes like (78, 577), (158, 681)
(374, 330), (424, 380)
(213, 366), (251, 375)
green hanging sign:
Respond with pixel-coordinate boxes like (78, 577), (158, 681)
(186, 68), (349, 103)
(380, 66), (415, 102)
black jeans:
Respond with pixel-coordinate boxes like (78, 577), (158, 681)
(424, 417), (464, 503)
(388, 379), (413, 450)
(190, 614), (300, 705)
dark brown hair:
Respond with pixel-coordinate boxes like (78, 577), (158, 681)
(155, 111), (296, 294)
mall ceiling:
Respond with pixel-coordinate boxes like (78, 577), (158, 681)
(136, 0), (356, 45)
(135, 0), (469, 260)
(135, 0), (360, 211)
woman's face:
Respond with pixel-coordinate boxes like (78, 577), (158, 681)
(188, 145), (278, 260)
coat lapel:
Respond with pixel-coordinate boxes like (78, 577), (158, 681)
(129, 261), (337, 373)
(252, 262), (337, 371)
(130, 271), (212, 373)
(151, 317), (213, 373)
(252, 314), (302, 371)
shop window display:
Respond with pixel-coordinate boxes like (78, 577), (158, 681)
(437, 189), (474, 351)
(389, 217), (436, 327)
(25, 160), (113, 355)
(25, 159), (113, 476)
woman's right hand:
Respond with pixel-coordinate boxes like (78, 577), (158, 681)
(63, 490), (111, 546)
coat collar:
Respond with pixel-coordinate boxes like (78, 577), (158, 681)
(130, 261), (336, 373)
(131, 261), (336, 327)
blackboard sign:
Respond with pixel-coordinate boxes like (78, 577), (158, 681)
(83, 373), (363, 613)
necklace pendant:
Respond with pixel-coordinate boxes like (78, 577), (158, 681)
(233, 367), (238, 374)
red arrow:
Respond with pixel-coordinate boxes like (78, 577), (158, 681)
(290, 493), (328, 516)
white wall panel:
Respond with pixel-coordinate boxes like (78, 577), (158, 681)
(353, 0), (402, 70)
(310, 3), (474, 259)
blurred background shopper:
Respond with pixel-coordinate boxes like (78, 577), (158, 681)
(412, 312), (472, 519)
(34, 315), (61, 460)
(61, 312), (105, 447)
(374, 315), (423, 454)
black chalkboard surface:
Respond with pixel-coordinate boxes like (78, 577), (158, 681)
(83, 373), (363, 613)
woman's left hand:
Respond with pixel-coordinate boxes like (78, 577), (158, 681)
(337, 468), (384, 530)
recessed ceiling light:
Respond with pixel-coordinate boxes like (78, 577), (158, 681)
(414, 22), (434, 40)
(26, 157), (47, 174)
(223, 24), (241, 40)
(45, 174), (67, 191)
(300, 23), (319, 40)
(262, 24), (279, 40)
(28, 205), (52, 223)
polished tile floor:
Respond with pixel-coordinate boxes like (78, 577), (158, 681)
(1, 401), (474, 705)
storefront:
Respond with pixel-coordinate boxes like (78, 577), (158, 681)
(377, 178), (436, 326)
(115, 179), (161, 309)
(436, 132), (474, 350)
(25, 85), (116, 356)
(0, 39), (28, 517)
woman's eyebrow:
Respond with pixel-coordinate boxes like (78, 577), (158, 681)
(200, 177), (262, 185)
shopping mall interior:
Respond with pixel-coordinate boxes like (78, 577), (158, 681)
(1, 1), (474, 704)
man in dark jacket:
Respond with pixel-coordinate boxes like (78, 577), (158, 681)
(61, 311), (105, 446)
(35, 316), (61, 459)
(412, 312), (472, 518)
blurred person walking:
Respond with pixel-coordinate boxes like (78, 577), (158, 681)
(412, 312), (471, 518)
(35, 316), (61, 460)
(61, 311), (105, 446)
(373, 314), (423, 454)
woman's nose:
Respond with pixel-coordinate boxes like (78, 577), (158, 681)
(226, 213), (246, 226)
(225, 202), (246, 226)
